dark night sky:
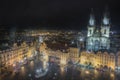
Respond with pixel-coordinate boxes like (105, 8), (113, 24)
(0, 0), (120, 30)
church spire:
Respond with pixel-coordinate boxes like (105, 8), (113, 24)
(89, 8), (95, 26)
(103, 6), (110, 25)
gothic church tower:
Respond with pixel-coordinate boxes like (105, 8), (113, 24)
(86, 7), (110, 51)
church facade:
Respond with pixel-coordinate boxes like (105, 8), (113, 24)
(86, 8), (110, 51)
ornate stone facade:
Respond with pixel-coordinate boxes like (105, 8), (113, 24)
(86, 8), (110, 51)
(80, 51), (115, 70)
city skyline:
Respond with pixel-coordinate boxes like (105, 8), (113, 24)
(0, 29), (120, 80)
(0, 1), (120, 80)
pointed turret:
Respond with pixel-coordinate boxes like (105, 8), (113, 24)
(101, 6), (110, 37)
(89, 8), (95, 26)
(87, 8), (95, 37)
(103, 6), (110, 25)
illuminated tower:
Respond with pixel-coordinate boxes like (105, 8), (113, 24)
(100, 6), (110, 49)
(86, 9), (96, 51)
(101, 6), (110, 37)
(86, 7), (110, 51)
(87, 8), (95, 37)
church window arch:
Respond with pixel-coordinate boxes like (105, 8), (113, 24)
(89, 29), (92, 34)
(104, 29), (106, 34)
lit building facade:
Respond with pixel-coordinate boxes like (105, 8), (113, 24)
(117, 52), (120, 68)
(0, 41), (34, 73)
(80, 51), (115, 69)
(40, 41), (118, 70)
(69, 47), (79, 63)
(39, 42), (80, 66)
(86, 8), (110, 51)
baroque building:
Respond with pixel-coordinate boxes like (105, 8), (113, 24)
(86, 8), (110, 51)
(0, 42), (35, 74)
(80, 51), (115, 70)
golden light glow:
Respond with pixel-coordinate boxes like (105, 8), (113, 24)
(43, 61), (47, 69)
(21, 66), (26, 75)
(13, 64), (16, 67)
(85, 70), (89, 74)
(60, 60), (66, 65)
(61, 66), (64, 74)
(110, 73), (114, 77)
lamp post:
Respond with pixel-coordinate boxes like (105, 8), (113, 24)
(77, 35), (85, 57)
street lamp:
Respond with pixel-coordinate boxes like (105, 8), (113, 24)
(110, 73), (114, 77)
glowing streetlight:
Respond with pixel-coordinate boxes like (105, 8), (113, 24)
(85, 70), (89, 74)
(110, 73), (114, 77)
